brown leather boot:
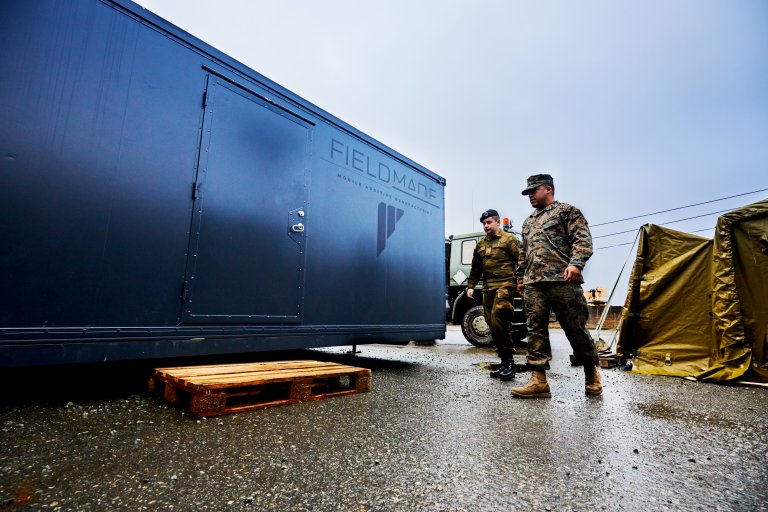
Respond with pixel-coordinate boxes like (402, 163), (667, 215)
(585, 365), (603, 395)
(511, 369), (551, 398)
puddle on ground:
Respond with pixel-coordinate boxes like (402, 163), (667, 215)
(635, 401), (739, 428)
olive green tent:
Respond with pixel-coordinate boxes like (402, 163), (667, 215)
(617, 199), (768, 383)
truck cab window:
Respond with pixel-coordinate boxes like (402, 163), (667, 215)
(461, 240), (476, 265)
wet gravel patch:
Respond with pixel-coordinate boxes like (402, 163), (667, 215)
(1, 330), (766, 511)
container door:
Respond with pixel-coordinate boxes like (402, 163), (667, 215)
(182, 78), (311, 324)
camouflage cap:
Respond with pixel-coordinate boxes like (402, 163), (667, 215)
(479, 209), (499, 222)
(521, 173), (554, 195)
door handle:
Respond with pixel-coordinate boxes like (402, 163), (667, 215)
(291, 223), (305, 233)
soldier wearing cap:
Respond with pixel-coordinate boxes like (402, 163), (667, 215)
(512, 174), (603, 398)
(466, 209), (520, 380)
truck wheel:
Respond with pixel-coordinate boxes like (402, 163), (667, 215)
(461, 305), (494, 347)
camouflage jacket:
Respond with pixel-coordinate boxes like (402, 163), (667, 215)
(466, 230), (520, 291)
(516, 201), (593, 284)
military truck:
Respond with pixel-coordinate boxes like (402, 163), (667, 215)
(445, 221), (527, 347)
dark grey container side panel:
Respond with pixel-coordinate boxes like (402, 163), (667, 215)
(0, 0), (446, 365)
(302, 128), (445, 326)
(106, 0), (444, 186)
(0, 1), (204, 327)
(0, 328), (445, 368)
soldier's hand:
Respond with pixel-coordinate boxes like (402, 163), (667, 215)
(516, 284), (524, 296)
(563, 265), (582, 282)
(466, 288), (474, 299)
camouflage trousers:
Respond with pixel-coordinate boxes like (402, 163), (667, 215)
(483, 287), (515, 362)
(523, 282), (598, 369)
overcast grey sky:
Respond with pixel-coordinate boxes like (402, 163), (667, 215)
(135, 0), (768, 303)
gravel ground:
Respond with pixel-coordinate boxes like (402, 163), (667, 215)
(1, 327), (767, 511)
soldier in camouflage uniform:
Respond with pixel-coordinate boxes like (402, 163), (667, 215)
(512, 174), (603, 398)
(466, 209), (520, 380)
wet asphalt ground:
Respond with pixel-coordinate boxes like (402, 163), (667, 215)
(1, 327), (767, 512)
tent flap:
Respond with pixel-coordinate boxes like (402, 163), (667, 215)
(617, 225), (713, 377)
(699, 199), (768, 382)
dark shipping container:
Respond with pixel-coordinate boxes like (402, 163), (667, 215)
(0, 0), (446, 367)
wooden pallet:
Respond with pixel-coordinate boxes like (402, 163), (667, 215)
(599, 356), (621, 368)
(153, 360), (371, 418)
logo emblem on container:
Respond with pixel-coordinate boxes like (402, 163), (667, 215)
(377, 202), (404, 255)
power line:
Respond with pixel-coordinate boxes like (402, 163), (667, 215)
(595, 241), (636, 250)
(593, 208), (733, 239)
(596, 226), (715, 250)
(594, 228), (640, 240)
(591, 188), (767, 228)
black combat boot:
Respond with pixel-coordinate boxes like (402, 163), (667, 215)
(498, 361), (516, 380)
(489, 359), (509, 378)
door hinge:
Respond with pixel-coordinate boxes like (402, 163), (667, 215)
(192, 182), (199, 200)
(202, 91), (208, 108)
(181, 281), (188, 302)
